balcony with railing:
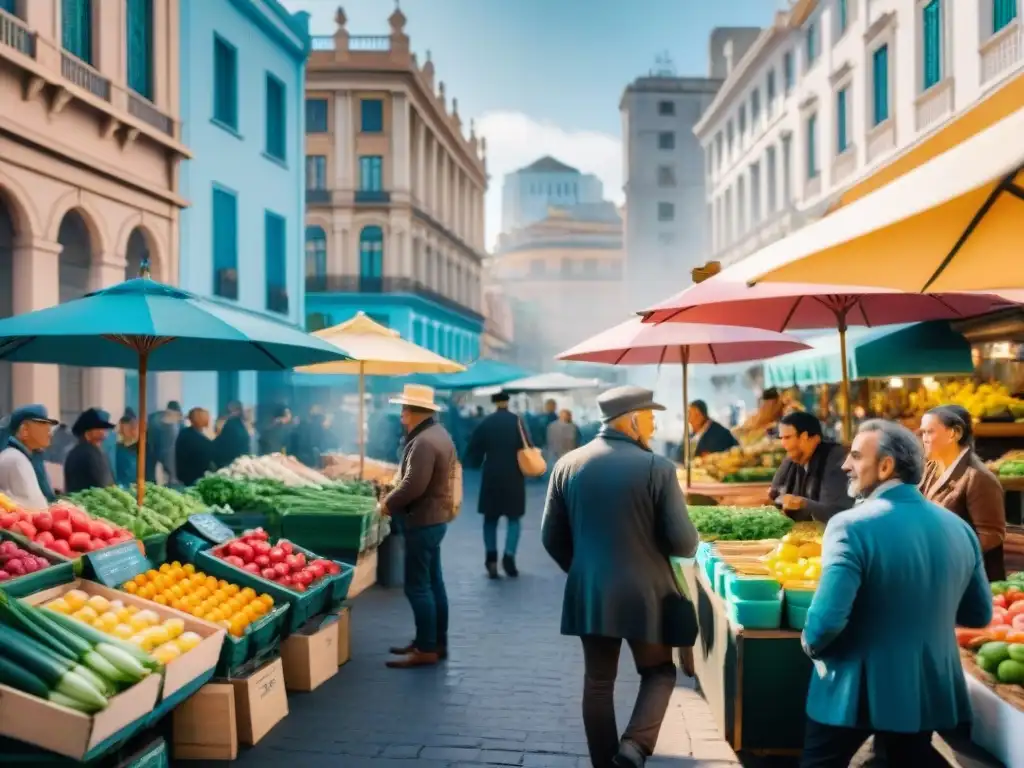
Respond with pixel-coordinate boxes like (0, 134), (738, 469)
(310, 34), (391, 52)
(305, 274), (483, 322)
(354, 189), (391, 204)
(915, 78), (954, 133)
(306, 188), (331, 204)
(0, 8), (34, 57)
(981, 21), (1023, 89)
(214, 268), (239, 301)
(128, 93), (173, 135)
(61, 52), (111, 101)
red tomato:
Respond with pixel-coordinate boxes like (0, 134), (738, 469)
(1011, 614), (1024, 632)
(31, 512), (53, 532)
(52, 520), (73, 540)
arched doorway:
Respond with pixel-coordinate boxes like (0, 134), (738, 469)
(0, 194), (15, 415)
(124, 228), (157, 414)
(305, 225), (327, 283)
(57, 211), (93, 425)
(358, 226), (383, 292)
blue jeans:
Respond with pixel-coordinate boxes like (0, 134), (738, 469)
(483, 517), (521, 556)
(403, 523), (448, 652)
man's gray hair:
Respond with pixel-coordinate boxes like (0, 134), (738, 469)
(857, 419), (925, 485)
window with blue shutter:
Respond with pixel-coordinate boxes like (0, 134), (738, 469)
(264, 212), (287, 314)
(212, 186), (238, 299)
(62, 0), (93, 63)
(767, 70), (776, 112)
(360, 99), (383, 133)
(872, 45), (890, 125)
(784, 51), (794, 92)
(806, 114), (818, 179)
(922, 0), (942, 90)
(305, 226), (327, 279)
(265, 74), (286, 161)
(358, 156), (383, 191)
(838, 0), (848, 34)
(213, 35), (238, 130)
(126, 0), (152, 99)
(359, 226), (384, 289)
(306, 99), (328, 133)
(836, 88), (848, 153)
(306, 155), (327, 190)
(0, 0), (16, 14)
(806, 22), (818, 65)
(994, 0), (1018, 33)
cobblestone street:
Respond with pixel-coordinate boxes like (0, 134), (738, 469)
(204, 472), (741, 767)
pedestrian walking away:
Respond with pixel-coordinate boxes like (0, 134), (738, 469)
(541, 385), (700, 768)
(799, 419), (992, 767)
(378, 384), (458, 669)
(464, 390), (531, 578)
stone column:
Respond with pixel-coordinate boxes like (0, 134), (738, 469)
(416, 119), (427, 205)
(84, 256), (128, 417)
(439, 152), (449, 226)
(334, 93), (353, 189)
(330, 219), (347, 275)
(11, 240), (61, 414)
(392, 94), (411, 192)
(430, 138), (440, 215)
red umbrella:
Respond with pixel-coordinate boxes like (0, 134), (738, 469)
(641, 274), (1015, 439)
(556, 318), (811, 485)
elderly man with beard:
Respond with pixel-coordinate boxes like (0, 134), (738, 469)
(798, 419), (991, 767)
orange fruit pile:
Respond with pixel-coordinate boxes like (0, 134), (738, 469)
(122, 561), (275, 638)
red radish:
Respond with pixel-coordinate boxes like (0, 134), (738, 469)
(52, 520), (73, 540)
(0, 541), (18, 555)
(268, 547), (285, 564)
(31, 512), (53, 532)
(224, 555), (245, 568)
(50, 507), (69, 522)
(254, 554), (270, 568)
(0, 570), (8, 581)
(35, 531), (55, 547)
(261, 567), (277, 581)
(278, 574), (293, 586)
(243, 562), (261, 574)
(21, 557), (39, 574)
(13, 521), (36, 539)
(292, 552), (306, 569)
(6, 559), (25, 576)
(34, 556), (48, 569)
(49, 539), (72, 556)
(251, 540), (271, 557)
(15, 510), (31, 522)
(278, 540), (294, 555)
(273, 562), (290, 578)
(284, 554), (300, 570)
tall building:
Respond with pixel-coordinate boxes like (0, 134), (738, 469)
(303, 8), (488, 365)
(620, 34), (759, 313)
(0, 0), (188, 422)
(178, 0), (310, 416)
(500, 156), (604, 235)
(700, 0), (1024, 270)
(492, 202), (626, 372)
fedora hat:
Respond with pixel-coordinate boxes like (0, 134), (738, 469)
(72, 408), (116, 437)
(389, 384), (442, 412)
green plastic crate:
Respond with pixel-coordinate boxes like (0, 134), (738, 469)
(280, 509), (376, 552)
(216, 601), (290, 676)
(141, 535), (168, 565)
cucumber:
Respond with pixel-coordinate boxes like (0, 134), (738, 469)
(0, 655), (49, 699)
(28, 609), (136, 685)
(0, 597), (78, 661)
(0, 624), (108, 710)
(48, 690), (102, 713)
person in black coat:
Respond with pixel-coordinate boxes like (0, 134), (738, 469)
(64, 408), (116, 493)
(464, 391), (530, 578)
(214, 401), (251, 469)
(687, 399), (739, 458)
(176, 408), (217, 487)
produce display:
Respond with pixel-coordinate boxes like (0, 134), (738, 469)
(0, 591), (158, 714)
(211, 528), (341, 593)
(194, 474), (377, 517)
(213, 453), (336, 487)
(689, 505), (794, 541)
(118, 561), (275, 640)
(0, 539), (54, 583)
(989, 450), (1024, 478)
(958, 572), (1024, 711)
(323, 453), (398, 484)
(0, 500), (135, 557)
(890, 380), (1024, 423)
(762, 523), (824, 586)
(689, 438), (786, 484)
(66, 485), (206, 538)
(43, 589), (203, 667)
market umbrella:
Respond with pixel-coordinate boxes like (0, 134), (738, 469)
(555, 317), (811, 485)
(0, 276), (351, 503)
(734, 106), (1024, 293)
(295, 311), (464, 476)
(641, 266), (1013, 440)
(473, 371), (605, 397)
(417, 359), (532, 390)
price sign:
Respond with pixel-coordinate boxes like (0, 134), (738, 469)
(187, 513), (237, 545)
(85, 540), (152, 588)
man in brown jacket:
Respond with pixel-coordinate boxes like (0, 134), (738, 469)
(380, 385), (458, 669)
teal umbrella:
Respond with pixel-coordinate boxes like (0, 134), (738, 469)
(415, 359), (531, 390)
(0, 275), (351, 503)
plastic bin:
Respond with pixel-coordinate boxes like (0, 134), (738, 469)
(726, 594), (783, 630)
(280, 509), (378, 553)
(713, 560), (731, 595)
(216, 601), (291, 676)
(787, 603), (809, 630)
(785, 586), (817, 608)
(725, 573), (781, 601)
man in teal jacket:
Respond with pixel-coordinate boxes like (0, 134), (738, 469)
(800, 419), (991, 766)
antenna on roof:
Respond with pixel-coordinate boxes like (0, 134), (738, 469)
(652, 51), (676, 77)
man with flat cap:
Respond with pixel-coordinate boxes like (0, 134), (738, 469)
(542, 385), (700, 768)
(0, 404), (60, 508)
(464, 390), (533, 578)
(64, 408), (117, 493)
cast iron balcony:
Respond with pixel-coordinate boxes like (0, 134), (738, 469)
(61, 52), (111, 101)
(354, 189), (391, 204)
(0, 8), (34, 57)
(128, 93), (173, 135)
(305, 274), (484, 323)
(306, 188), (330, 204)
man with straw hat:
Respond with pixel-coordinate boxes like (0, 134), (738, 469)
(542, 385), (699, 768)
(379, 385), (458, 669)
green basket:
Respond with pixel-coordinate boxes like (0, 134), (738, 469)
(280, 510), (376, 552)
(216, 601), (291, 676)
(786, 602), (809, 630)
(141, 535), (168, 565)
(212, 511), (281, 539)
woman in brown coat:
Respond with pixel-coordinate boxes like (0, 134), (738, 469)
(919, 404), (1006, 581)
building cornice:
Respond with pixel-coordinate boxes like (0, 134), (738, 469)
(229, 0), (311, 61)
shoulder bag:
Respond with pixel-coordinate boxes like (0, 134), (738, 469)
(516, 417), (547, 478)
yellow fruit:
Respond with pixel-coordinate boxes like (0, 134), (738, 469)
(125, 604), (139, 615)
(112, 623), (135, 640)
(176, 632), (202, 652)
(74, 606), (99, 623)
(64, 589), (89, 611)
(158, 563), (171, 574)
(205, 576), (218, 590)
(170, 585), (184, 600)
(218, 580), (230, 590)
(249, 601), (266, 617)
(127, 634), (146, 648)
(46, 598), (71, 614)
(133, 574), (148, 587)
(116, 607), (135, 623)
(241, 588), (256, 602)
(108, 600), (125, 613)
(122, 581), (139, 594)
(129, 615), (152, 632)
(258, 594), (273, 608)
(183, 564), (196, 575)
(98, 611), (119, 629)
(797, 542), (822, 558)
(135, 609), (160, 626)
(163, 618), (185, 638)
(152, 642), (182, 665)
(776, 544), (800, 563)
(147, 626), (171, 647)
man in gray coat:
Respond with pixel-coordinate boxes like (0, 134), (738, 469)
(542, 386), (699, 768)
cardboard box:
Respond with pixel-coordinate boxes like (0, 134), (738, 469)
(281, 616), (339, 691)
(0, 661), (161, 761)
(26, 578), (226, 701)
(172, 683), (237, 761)
(348, 547), (378, 598)
(231, 657), (289, 746)
(336, 606), (351, 666)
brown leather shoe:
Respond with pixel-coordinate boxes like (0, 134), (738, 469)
(385, 649), (440, 668)
(390, 643), (447, 660)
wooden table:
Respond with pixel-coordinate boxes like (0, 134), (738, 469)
(683, 481), (773, 507)
(682, 561), (810, 756)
